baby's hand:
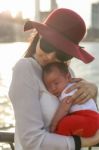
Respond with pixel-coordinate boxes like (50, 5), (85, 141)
(49, 97), (73, 133)
(60, 96), (72, 112)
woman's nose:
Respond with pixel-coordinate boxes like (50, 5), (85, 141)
(46, 53), (56, 61)
(46, 54), (53, 61)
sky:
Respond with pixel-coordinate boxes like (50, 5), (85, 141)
(0, 0), (99, 28)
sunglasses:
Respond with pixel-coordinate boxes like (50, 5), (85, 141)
(39, 38), (73, 62)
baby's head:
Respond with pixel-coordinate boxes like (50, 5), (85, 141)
(43, 62), (71, 97)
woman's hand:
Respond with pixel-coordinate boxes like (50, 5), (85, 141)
(81, 130), (99, 147)
(65, 78), (98, 104)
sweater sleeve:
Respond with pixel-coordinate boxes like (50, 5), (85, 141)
(9, 58), (75, 150)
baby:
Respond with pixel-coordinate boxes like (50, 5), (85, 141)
(42, 62), (99, 137)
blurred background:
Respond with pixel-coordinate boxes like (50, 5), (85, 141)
(0, 0), (99, 149)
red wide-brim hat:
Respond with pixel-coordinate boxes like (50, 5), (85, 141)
(24, 8), (94, 63)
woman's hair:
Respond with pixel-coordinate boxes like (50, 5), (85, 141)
(24, 33), (39, 58)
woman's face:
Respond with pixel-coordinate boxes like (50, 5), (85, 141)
(35, 40), (59, 66)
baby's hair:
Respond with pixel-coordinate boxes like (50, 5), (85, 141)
(42, 62), (69, 77)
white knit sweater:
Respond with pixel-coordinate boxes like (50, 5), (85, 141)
(9, 58), (75, 150)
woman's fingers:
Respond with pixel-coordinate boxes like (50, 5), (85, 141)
(65, 78), (97, 104)
(65, 82), (92, 104)
(73, 94), (91, 104)
(65, 80), (84, 93)
(70, 77), (83, 83)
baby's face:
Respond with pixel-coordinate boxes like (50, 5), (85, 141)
(44, 67), (68, 97)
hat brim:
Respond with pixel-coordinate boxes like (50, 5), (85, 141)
(24, 21), (94, 63)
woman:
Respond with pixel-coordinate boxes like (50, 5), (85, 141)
(9, 8), (99, 150)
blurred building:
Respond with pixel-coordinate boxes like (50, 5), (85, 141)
(91, 2), (99, 29)
(35, 0), (58, 21)
(85, 2), (99, 41)
(0, 0), (58, 42)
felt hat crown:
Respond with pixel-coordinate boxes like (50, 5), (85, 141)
(24, 8), (94, 63)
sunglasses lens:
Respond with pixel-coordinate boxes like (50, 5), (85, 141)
(40, 38), (73, 61)
(56, 51), (73, 61)
(40, 38), (54, 53)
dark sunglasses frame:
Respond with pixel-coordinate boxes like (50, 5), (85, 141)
(39, 38), (73, 62)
